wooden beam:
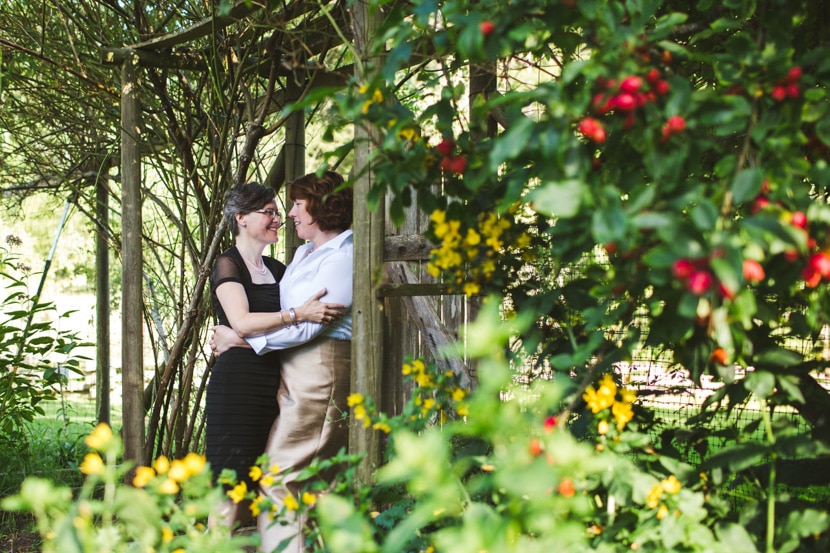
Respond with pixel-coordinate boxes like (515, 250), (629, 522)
(127, 1), (266, 52)
(386, 263), (474, 390)
(383, 233), (433, 261)
(121, 52), (146, 467)
(349, 0), (384, 483)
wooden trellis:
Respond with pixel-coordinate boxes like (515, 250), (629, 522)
(102, 0), (487, 478)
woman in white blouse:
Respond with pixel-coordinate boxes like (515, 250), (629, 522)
(212, 170), (353, 553)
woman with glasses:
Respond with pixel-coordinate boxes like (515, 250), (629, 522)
(206, 181), (344, 530)
(211, 171), (353, 552)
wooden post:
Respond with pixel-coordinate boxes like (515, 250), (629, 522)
(96, 161), (111, 426)
(283, 70), (305, 261)
(350, 0), (384, 482)
(121, 52), (145, 464)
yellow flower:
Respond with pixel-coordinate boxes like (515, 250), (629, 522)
(430, 209), (446, 225)
(612, 401), (634, 430)
(168, 459), (189, 482)
(373, 421), (391, 433)
(183, 452), (206, 476)
(353, 404), (367, 421)
(656, 504), (669, 519)
(261, 474), (275, 487)
(451, 388), (466, 401)
(84, 423), (113, 451)
(80, 453), (104, 476)
(347, 393), (364, 406)
(162, 526), (174, 543)
(249, 466), (263, 482)
(661, 475), (682, 495)
(284, 494), (299, 511)
(154, 456), (170, 474)
(414, 372), (434, 388)
(399, 127), (420, 142)
(619, 388), (637, 404)
(173, 549), (185, 553)
(583, 374), (617, 413)
(158, 478), (179, 495)
(228, 482), (247, 504)
(463, 282), (480, 297)
(250, 496), (263, 516)
(646, 483), (663, 509)
(456, 403), (469, 417)
(302, 492), (317, 506)
(133, 466), (156, 488)
(464, 228), (481, 246)
(597, 420), (610, 435)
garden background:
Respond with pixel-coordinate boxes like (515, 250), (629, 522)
(2, 0), (830, 551)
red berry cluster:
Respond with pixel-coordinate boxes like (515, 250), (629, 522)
(577, 117), (606, 144)
(435, 138), (468, 174)
(672, 258), (715, 296)
(577, 68), (685, 149)
(771, 66), (801, 102)
(591, 70), (670, 129)
(748, 183), (828, 288)
(672, 254), (765, 299)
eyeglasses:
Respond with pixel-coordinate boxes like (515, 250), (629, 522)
(254, 208), (281, 220)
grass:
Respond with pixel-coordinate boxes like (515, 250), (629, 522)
(0, 391), (116, 547)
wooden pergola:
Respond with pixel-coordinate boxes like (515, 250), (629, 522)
(101, 0), (481, 480)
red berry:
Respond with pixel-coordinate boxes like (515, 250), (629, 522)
(771, 86), (788, 102)
(791, 211), (807, 228)
(672, 259), (695, 280)
(808, 253), (830, 278)
(558, 478), (576, 497)
(620, 76), (643, 93)
(803, 265), (822, 288)
(667, 115), (686, 133)
(742, 259), (765, 283)
(530, 438), (543, 456)
(577, 117), (606, 144)
(751, 196), (770, 213)
(786, 66), (802, 83)
(646, 68), (661, 85)
(435, 138), (455, 156)
(611, 92), (637, 112)
(655, 80), (670, 95)
(711, 348), (730, 365)
(440, 155), (468, 174)
(688, 270), (713, 295)
(786, 83), (800, 99)
(480, 21), (496, 36)
(544, 416), (558, 433)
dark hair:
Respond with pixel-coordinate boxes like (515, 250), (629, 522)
(223, 182), (276, 236)
(288, 170), (353, 232)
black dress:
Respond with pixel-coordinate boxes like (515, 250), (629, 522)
(205, 246), (286, 490)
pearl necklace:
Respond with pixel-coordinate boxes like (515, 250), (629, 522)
(241, 254), (268, 276)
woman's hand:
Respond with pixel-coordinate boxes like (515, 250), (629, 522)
(210, 325), (249, 357)
(294, 288), (346, 325)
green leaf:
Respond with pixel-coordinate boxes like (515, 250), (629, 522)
(744, 370), (775, 398)
(731, 168), (764, 204)
(318, 495), (381, 553)
(701, 442), (768, 472)
(714, 522), (759, 552)
(529, 179), (585, 218)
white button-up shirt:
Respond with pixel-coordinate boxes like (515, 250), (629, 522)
(247, 229), (353, 354)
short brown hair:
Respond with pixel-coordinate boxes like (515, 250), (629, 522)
(288, 170), (353, 232)
(224, 182), (276, 236)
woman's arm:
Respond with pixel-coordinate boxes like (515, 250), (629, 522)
(246, 251), (353, 354)
(215, 283), (344, 337)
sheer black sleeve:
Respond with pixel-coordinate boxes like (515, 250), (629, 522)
(210, 252), (246, 293)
